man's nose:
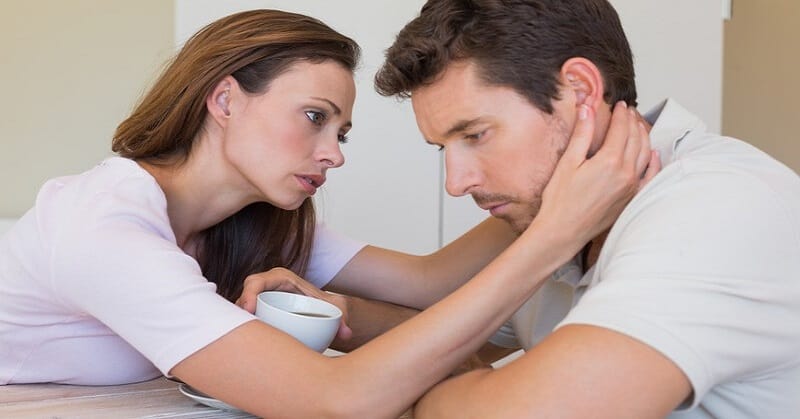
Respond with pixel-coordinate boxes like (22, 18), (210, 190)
(443, 150), (480, 197)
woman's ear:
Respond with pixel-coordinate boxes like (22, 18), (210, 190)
(206, 76), (236, 126)
(560, 57), (605, 112)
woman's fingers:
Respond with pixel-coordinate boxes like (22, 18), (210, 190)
(617, 108), (660, 190)
(325, 293), (353, 341)
(639, 150), (662, 191)
(535, 100), (657, 247)
(236, 268), (289, 313)
(236, 268), (327, 312)
(633, 120), (652, 176)
(622, 108), (643, 173)
(235, 267), (353, 339)
(596, 101), (632, 159)
(560, 100), (596, 167)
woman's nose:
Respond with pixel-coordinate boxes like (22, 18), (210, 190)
(319, 137), (345, 168)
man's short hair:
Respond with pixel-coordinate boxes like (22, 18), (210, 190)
(375, 0), (637, 113)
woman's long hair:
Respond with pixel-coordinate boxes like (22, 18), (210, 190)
(111, 10), (361, 301)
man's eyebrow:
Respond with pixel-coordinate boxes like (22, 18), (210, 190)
(310, 97), (341, 115)
(443, 118), (483, 138)
(424, 118), (484, 145)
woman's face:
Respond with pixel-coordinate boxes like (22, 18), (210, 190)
(221, 60), (356, 210)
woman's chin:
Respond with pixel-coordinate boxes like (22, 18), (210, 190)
(269, 197), (308, 211)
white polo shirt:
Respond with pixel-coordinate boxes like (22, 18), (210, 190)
(0, 157), (365, 385)
(493, 99), (800, 418)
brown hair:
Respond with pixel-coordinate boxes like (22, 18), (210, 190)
(375, 0), (636, 112)
(112, 9), (360, 301)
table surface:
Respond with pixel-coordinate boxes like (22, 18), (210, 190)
(0, 376), (414, 418)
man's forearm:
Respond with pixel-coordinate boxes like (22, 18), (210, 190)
(414, 368), (492, 419)
(475, 342), (520, 365)
(330, 294), (419, 352)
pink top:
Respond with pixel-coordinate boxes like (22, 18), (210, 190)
(0, 157), (365, 385)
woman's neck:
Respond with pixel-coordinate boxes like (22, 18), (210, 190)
(136, 141), (256, 250)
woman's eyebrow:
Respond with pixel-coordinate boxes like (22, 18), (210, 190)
(310, 97), (341, 115)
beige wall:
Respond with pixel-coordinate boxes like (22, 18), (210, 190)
(723, 0), (800, 172)
(4, 2), (794, 222)
(0, 0), (174, 217)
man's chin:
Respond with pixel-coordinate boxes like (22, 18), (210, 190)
(494, 214), (531, 236)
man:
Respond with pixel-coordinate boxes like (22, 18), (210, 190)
(375, 0), (800, 417)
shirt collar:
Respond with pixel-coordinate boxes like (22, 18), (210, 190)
(643, 98), (707, 164)
(551, 254), (585, 288)
(568, 99), (706, 289)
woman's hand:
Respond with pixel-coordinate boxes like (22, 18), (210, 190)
(533, 100), (661, 250)
(235, 267), (352, 341)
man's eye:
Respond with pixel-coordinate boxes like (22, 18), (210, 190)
(465, 131), (484, 141)
(305, 110), (326, 125)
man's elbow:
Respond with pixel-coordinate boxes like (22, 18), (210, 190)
(415, 368), (496, 419)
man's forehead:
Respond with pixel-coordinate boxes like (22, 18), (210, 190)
(409, 63), (488, 137)
(411, 66), (542, 143)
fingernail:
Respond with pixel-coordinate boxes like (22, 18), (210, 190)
(579, 104), (588, 120)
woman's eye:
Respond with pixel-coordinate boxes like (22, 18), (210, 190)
(338, 134), (349, 144)
(305, 110), (326, 125)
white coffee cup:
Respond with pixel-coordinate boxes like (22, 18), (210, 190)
(255, 291), (342, 352)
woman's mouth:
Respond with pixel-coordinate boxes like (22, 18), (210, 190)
(296, 175), (325, 195)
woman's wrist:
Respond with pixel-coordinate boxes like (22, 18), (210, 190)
(522, 216), (586, 262)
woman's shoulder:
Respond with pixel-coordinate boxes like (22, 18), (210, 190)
(33, 157), (173, 242)
(88, 156), (160, 191)
(39, 157), (164, 209)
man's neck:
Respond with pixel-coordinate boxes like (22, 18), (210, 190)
(583, 229), (610, 272)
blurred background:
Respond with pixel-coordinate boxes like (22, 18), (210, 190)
(1, 0), (795, 252)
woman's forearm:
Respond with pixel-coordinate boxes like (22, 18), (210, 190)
(172, 218), (574, 419)
(325, 217), (577, 417)
(328, 217), (517, 310)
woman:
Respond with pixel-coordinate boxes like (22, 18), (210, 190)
(0, 9), (656, 418)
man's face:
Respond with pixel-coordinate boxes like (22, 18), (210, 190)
(411, 61), (573, 234)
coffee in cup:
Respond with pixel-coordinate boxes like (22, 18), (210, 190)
(255, 291), (342, 352)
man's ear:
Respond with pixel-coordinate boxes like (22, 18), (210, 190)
(206, 76), (236, 126)
(560, 57), (605, 112)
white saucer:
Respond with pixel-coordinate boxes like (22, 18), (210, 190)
(178, 383), (244, 412)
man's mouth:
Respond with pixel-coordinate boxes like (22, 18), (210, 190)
(487, 203), (510, 217)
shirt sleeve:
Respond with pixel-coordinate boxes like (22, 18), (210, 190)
(556, 169), (800, 409)
(488, 320), (521, 349)
(47, 172), (255, 375)
(305, 223), (367, 288)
